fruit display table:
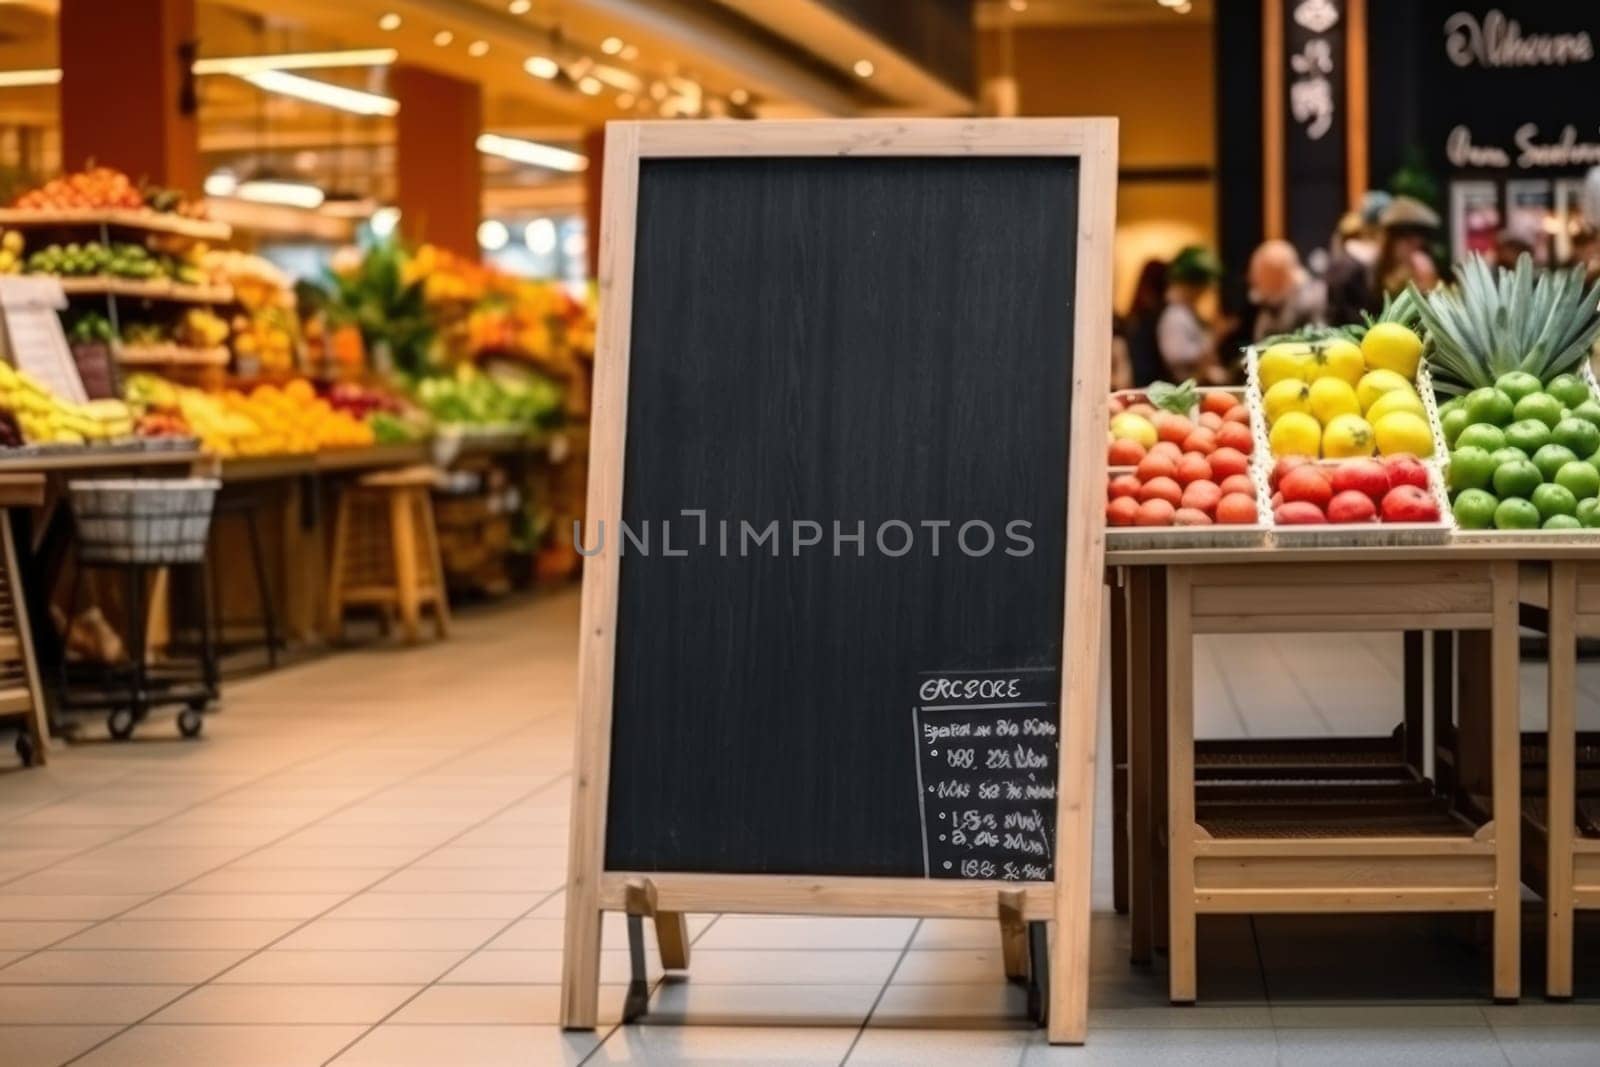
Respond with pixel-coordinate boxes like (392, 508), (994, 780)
(1104, 543), (1593, 1005)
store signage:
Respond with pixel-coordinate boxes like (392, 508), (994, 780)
(562, 118), (1116, 1045)
(1279, 0), (1348, 261)
(1447, 123), (1600, 171)
(1443, 9), (1593, 69)
(914, 669), (1060, 881)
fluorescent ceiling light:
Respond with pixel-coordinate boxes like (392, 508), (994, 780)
(577, 76), (602, 96)
(601, 37), (623, 55)
(236, 174), (325, 210)
(525, 218), (557, 255)
(476, 133), (588, 173)
(0, 68), (60, 88)
(241, 70), (399, 117)
(524, 56), (561, 80)
(194, 49), (397, 76)
(591, 64), (641, 93)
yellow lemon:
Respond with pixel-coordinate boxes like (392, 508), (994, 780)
(1263, 378), (1312, 425)
(1374, 410), (1435, 457)
(1356, 368), (1415, 414)
(1109, 411), (1157, 448)
(1308, 376), (1360, 426)
(1269, 411), (1322, 457)
(1257, 343), (1312, 390)
(1307, 337), (1365, 387)
(1365, 388), (1426, 425)
(1361, 322), (1424, 379)
(1322, 413), (1376, 458)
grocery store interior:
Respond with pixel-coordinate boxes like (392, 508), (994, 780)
(4, 0), (1600, 1064)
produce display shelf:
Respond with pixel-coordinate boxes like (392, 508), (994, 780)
(0, 208), (231, 242)
(55, 276), (235, 303)
(116, 344), (230, 368)
(0, 443), (202, 474)
(313, 442), (431, 473)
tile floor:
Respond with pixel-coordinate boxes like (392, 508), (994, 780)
(2, 589), (1600, 1065)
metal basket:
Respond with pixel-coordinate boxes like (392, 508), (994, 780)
(68, 478), (220, 565)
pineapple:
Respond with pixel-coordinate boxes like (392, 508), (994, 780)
(1410, 254), (1600, 397)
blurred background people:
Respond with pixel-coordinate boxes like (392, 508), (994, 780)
(1155, 245), (1223, 384)
(1121, 258), (1169, 387)
(1325, 191), (1389, 325)
(1247, 238), (1325, 341)
(1375, 195), (1442, 300)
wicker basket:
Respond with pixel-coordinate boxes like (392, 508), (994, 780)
(68, 478), (220, 565)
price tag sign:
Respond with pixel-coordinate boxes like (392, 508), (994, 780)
(0, 275), (86, 404)
(913, 668), (1059, 881)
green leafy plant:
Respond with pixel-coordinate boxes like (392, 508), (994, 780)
(316, 240), (435, 377)
(1147, 379), (1197, 415)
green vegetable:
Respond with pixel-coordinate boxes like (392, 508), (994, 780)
(1147, 379), (1198, 416)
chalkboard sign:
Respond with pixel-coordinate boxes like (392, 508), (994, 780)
(915, 669), (1060, 882)
(562, 119), (1117, 1046)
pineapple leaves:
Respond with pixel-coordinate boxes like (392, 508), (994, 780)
(1415, 253), (1600, 394)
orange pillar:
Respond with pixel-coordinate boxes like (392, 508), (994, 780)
(59, 0), (200, 193)
(393, 65), (482, 259)
(582, 127), (605, 279)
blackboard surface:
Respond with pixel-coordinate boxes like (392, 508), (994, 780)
(605, 155), (1078, 877)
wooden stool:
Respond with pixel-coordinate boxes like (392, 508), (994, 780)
(325, 466), (450, 643)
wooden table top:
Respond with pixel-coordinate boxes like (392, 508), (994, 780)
(1106, 539), (1600, 567)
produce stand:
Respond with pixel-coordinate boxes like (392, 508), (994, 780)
(0, 471), (47, 765)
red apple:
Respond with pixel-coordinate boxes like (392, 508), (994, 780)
(1382, 453), (1430, 492)
(1381, 484), (1440, 523)
(1270, 454), (1314, 491)
(1279, 465), (1334, 509)
(1330, 459), (1390, 504)
(1327, 489), (1378, 524)
(1274, 501), (1327, 525)
(1181, 480), (1223, 515)
(1173, 507), (1213, 526)
(1208, 446), (1250, 480)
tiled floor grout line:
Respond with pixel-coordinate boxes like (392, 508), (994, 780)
(0, 707), (565, 964)
(43, 750), (570, 1066)
(313, 880), (572, 1064)
(837, 917), (922, 1065)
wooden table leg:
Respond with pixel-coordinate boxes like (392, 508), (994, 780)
(1152, 567), (1170, 956)
(1546, 561), (1576, 1000)
(1128, 567), (1153, 964)
(1456, 630), (1493, 807)
(656, 912), (691, 971)
(1433, 631), (1456, 797)
(1490, 561), (1521, 1004)
(1166, 565), (1196, 1004)
(1403, 630), (1426, 775)
(1111, 567), (1129, 916)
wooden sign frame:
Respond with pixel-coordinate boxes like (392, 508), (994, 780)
(561, 117), (1118, 1045)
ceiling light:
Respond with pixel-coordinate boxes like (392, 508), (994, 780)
(591, 64), (641, 92)
(236, 171), (325, 210)
(1174, 0), (1192, 10)
(370, 206), (401, 238)
(193, 49), (396, 75)
(578, 76), (602, 95)
(202, 171), (238, 197)
(478, 220), (509, 251)
(601, 37), (623, 55)
(729, 87), (749, 105)
(378, 12), (401, 30)
(240, 70), (399, 116)
(1008, 0), (1027, 10)
(853, 59), (875, 78)
(508, 0), (531, 12)
(468, 40), (490, 57)
(0, 68), (61, 88)
(525, 56), (560, 79)
(615, 92), (635, 109)
(433, 30), (454, 46)
(476, 133), (588, 173)
(648, 80), (667, 100)
(525, 218), (557, 256)
(619, 44), (638, 60)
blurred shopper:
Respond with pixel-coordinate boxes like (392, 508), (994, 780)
(1122, 258), (1169, 387)
(1495, 224), (1538, 270)
(1247, 239), (1325, 341)
(1375, 196), (1442, 299)
(1325, 191), (1388, 325)
(1156, 246), (1223, 383)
